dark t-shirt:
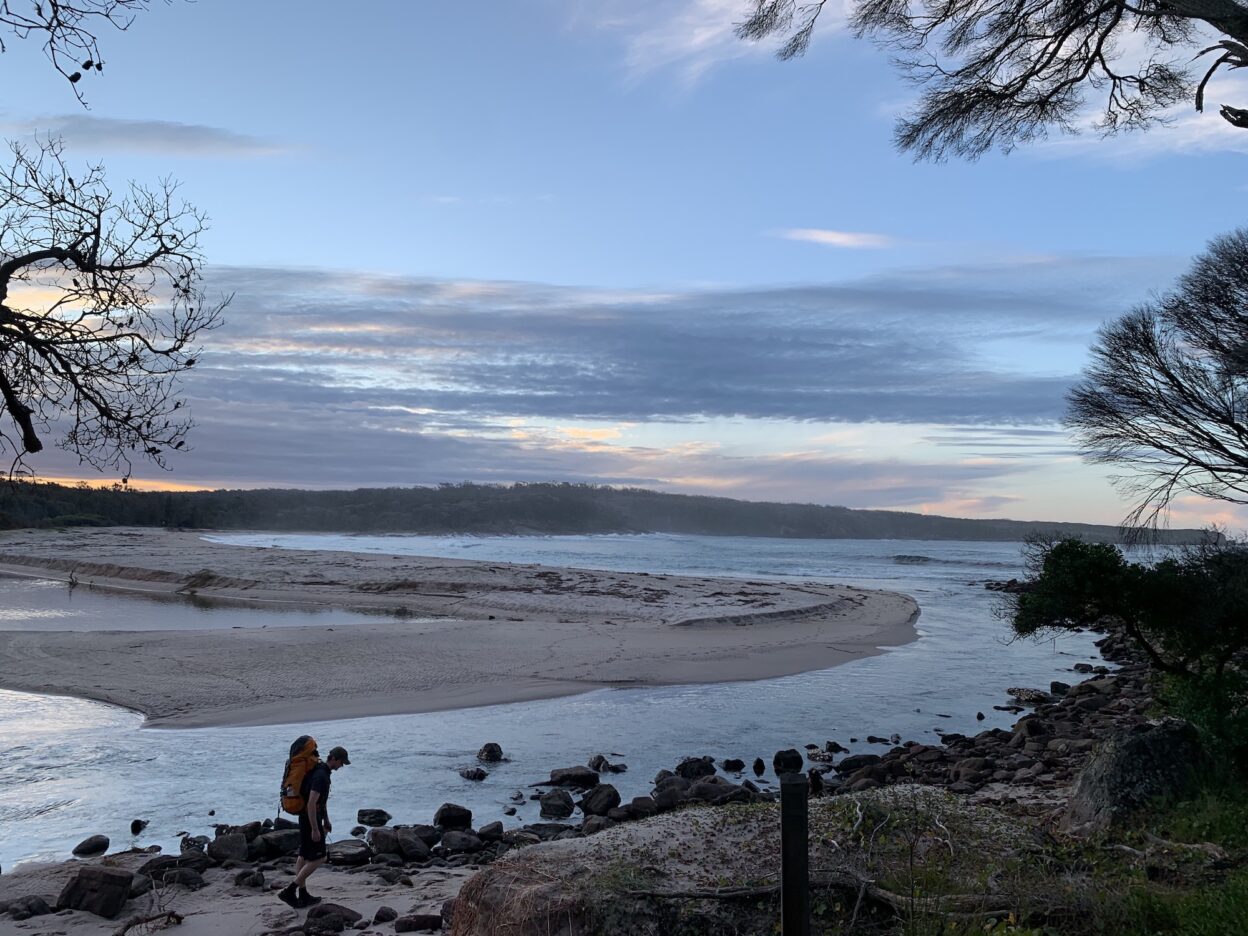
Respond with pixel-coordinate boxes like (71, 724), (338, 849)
(301, 763), (331, 820)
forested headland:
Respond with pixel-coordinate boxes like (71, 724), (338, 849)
(0, 480), (1208, 543)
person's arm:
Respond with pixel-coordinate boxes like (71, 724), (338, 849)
(307, 789), (322, 842)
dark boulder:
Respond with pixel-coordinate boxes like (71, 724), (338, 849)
(71, 834), (109, 857)
(440, 830), (482, 853)
(7, 895), (53, 921)
(1062, 720), (1207, 834)
(772, 749), (803, 775)
(374, 905), (399, 923)
(539, 789), (575, 819)
(357, 808), (392, 827)
(834, 753), (882, 775)
(752, 757), (765, 777)
(396, 914), (445, 932)
(160, 868), (205, 889)
(629, 796), (658, 819)
(434, 803), (473, 830)
(234, 869), (265, 888)
(396, 828), (432, 861)
(406, 823), (443, 846)
(256, 829), (302, 857)
(478, 821), (504, 842)
(675, 756), (716, 780)
(588, 754), (627, 774)
(367, 827), (401, 855)
(206, 831), (248, 863)
(57, 866), (134, 919)
(306, 902), (363, 933)
(327, 839), (373, 866)
(580, 784), (621, 817)
(477, 742), (505, 762)
(129, 819), (148, 835)
(549, 766), (599, 789)
(459, 766), (488, 782)
(721, 758), (745, 773)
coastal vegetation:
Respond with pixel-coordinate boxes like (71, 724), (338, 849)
(0, 478), (1212, 542)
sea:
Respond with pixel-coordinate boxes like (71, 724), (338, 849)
(0, 533), (1107, 870)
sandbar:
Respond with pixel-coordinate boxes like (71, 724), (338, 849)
(0, 528), (919, 727)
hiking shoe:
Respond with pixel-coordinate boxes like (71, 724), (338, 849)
(297, 890), (322, 907)
(277, 884), (300, 908)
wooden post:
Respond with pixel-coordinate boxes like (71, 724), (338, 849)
(780, 771), (809, 936)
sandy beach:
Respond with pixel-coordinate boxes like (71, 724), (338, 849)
(0, 528), (918, 728)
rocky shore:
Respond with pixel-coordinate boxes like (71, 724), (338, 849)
(0, 618), (1187, 936)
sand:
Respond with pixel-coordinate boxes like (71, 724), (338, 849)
(0, 527), (918, 728)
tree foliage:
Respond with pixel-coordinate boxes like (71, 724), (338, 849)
(0, 137), (225, 477)
(0, 0), (165, 103)
(1067, 229), (1248, 529)
(1013, 537), (1248, 681)
(737, 0), (1248, 159)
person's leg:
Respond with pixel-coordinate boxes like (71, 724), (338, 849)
(293, 856), (324, 888)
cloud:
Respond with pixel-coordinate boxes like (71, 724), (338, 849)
(775, 228), (896, 249)
(0, 114), (283, 157)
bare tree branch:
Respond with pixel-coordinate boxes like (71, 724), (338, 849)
(0, 136), (227, 479)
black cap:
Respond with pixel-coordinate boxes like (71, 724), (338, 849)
(328, 745), (350, 765)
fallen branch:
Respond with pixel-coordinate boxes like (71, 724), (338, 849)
(1142, 832), (1227, 860)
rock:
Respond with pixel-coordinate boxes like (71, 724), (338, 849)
(1008, 687), (1058, 706)
(327, 839), (373, 866)
(442, 897), (457, 928)
(478, 821), (504, 842)
(976, 712), (986, 721)
(367, 827), (401, 855)
(306, 902), (363, 933)
(580, 783), (621, 817)
(540, 788), (575, 819)
(834, 753), (882, 775)
(72, 834), (109, 856)
(588, 754), (627, 774)
(582, 816), (615, 835)
(373, 905), (399, 924)
(351, 825), (366, 836)
(396, 828), (433, 861)
(1050, 680), (1071, 696)
(808, 770), (824, 796)
(459, 766), (488, 781)
(549, 766), (600, 788)
(772, 749), (803, 775)
(1062, 720), (1206, 834)
(628, 796), (658, 819)
(825, 741), (849, 754)
(130, 819), (148, 835)
(234, 869), (265, 888)
(407, 823), (443, 846)
(440, 830), (483, 853)
(56, 866), (134, 919)
(721, 758), (745, 772)
(434, 803), (473, 830)
(180, 834), (209, 853)
(477, 742), (505, 762)
(257, 828), (302, 856)
(752, 757), (765, 777)
(503, 806), (517, 816)
(675, 756), (716, 780)
(7, 895), (53, 920)
(357, 808), (392, 827)
(395, 913), (445, 932)
(207, 832), (248, 862)
(161, 868), (205, 889)
(653, 786), (685, 811)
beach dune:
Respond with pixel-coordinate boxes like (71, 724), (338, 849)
(0, 528), (918, 727)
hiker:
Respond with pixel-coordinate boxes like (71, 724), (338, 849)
(278, 743), (350, 908)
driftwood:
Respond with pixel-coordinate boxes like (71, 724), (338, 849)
(112, 910), (183, 935)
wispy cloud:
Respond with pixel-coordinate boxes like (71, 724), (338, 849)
(775, 228), (896, 249)
(0, 114), (283, 157)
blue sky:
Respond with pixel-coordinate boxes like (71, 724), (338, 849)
(6, 0), (1248, 528)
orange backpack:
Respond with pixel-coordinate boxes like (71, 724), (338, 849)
(280, 735), (320, 815)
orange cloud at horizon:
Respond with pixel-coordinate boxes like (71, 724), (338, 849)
(30, 475), (213, 493)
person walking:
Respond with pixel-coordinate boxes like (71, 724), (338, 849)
(279, 745), (350, 908)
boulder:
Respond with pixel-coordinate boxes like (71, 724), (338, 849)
(580, 784), (621, 817)
(160, 868), (205, 889)
(548, 766), (599, 789)
(234, 869), (265, 888)
(588, 754), (627, 774)
(440, 830), (482, 853)
(478, 821), (504, 842)
(72, 834), (109, 857)
(327, 839), (373, 866)
(772, 749), (803, 775)
(357, 808), (392, 827)
(206, 832), (248, 862)
(7, 895), (53, 921)
(752, 757), (765, 777)
(721, 758), (745, 773)
(477, 742), (505, 762)
(257, 829), (302, 857)
(540, 789), (575, 819)
(375, 905), (399, 923)
(582, 816), (615, 835)
(180, 834), (209, 853)
(675, 756), (716, 780)
(367, 827), (401, 855)
(396, 828), (433, 861)
(406, 823), (443, 846)
(459, 767), (488, 782)
(1062, 720), (1206, 834)
(434, 803), (473, 830)
(306, 902), (363, 933)
(628, 796), (658, 819)
(396, 913), (445, 932)
(57, 866), (134, 919)
(129, 819), (148, 835)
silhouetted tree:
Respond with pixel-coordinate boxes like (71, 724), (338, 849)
(737, 0), (1248, 159)
(0, 136), (226, 477)
(1066, 229), (1248, 528)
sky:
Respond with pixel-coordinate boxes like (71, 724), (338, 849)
(3, 0), (1247, 529)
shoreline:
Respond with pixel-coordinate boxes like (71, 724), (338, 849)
(0, 527), (920, 728)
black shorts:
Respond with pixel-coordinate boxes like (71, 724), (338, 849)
(298, 811), (327, 861)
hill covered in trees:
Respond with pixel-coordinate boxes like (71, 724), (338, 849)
(0, 481), (1209, 544)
